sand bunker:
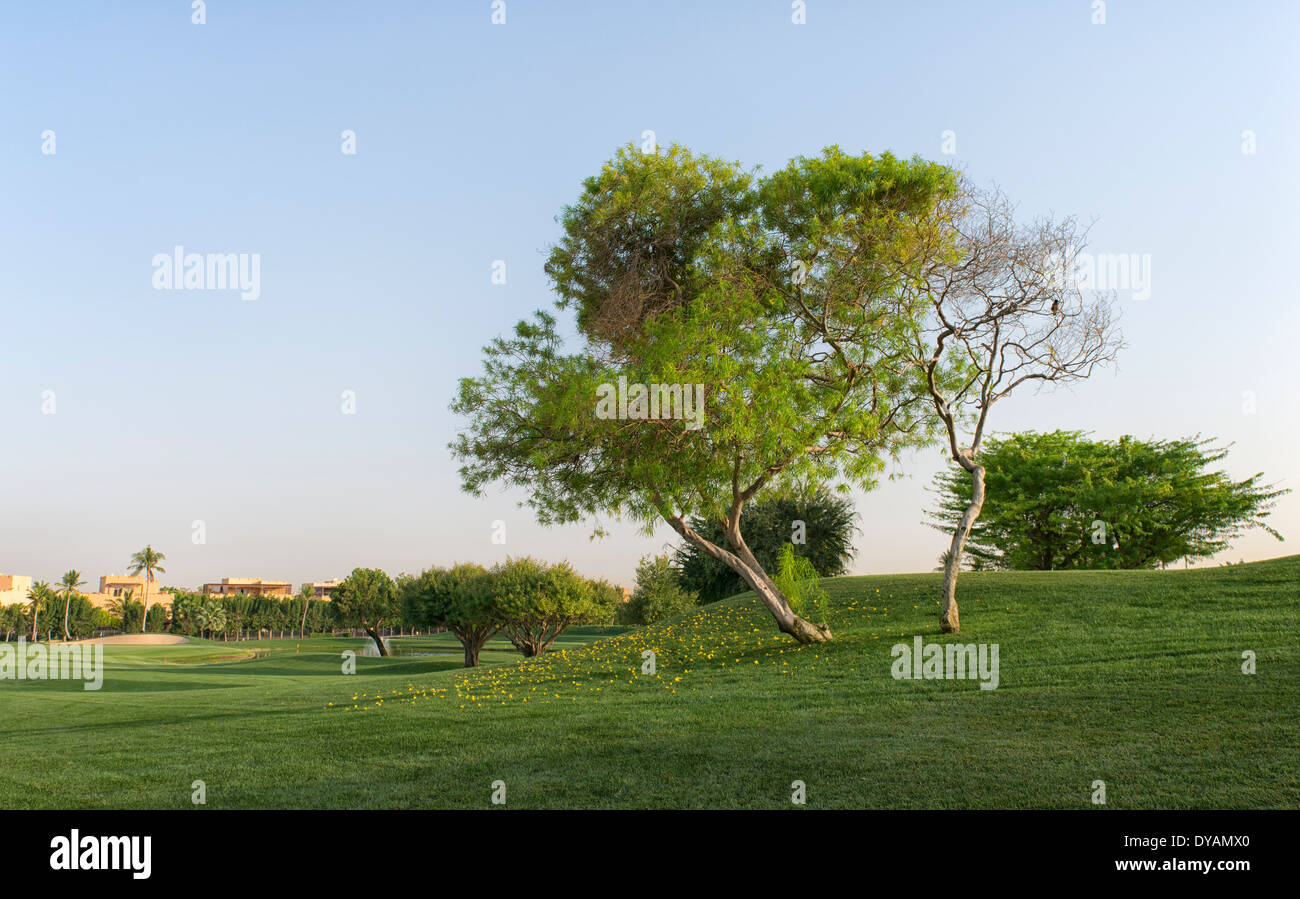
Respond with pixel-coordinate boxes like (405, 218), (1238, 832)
(74, 634), (190, 646)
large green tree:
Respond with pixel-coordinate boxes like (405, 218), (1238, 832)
(491, 557), (620, 656)
(674, 486), (858, 604)
(928, 431), (1287, 570)
(331, 568), (398, 656)
(452, 143), (956, 643)
(401, 563), (501, 667)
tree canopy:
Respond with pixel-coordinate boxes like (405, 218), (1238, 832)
(452, 143), (958, 643)
(618, 554), (697, 625)
(491, 557), (620, 657)
(332, 567), (399, 656)
(927, 431), (1287, 569)
(401, 562), (502, 666)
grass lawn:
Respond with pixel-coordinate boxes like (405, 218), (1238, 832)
(1, 560), (1296, 809)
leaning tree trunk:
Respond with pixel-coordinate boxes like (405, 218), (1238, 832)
(365, 625), (388, 657)
(940, 462), (986, 634)
(669, 515), (832, 643)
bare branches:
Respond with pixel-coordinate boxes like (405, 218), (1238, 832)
(911, 181), (1125, 460)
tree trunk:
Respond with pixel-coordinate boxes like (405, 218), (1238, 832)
(365, 626), (388, 657)
(940, 463), (985, 634)
(463, 640), (480, 667)
(669, 515), (832, 643)
(63, 594), (71, 642)
(140, 579), (149, 634)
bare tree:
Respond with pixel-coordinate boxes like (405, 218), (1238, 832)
(906, 183), (1124, 632)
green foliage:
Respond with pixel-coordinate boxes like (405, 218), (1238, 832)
(39, 593), (100, 640)
(401, 563), (500, 666)
(402, 563), (497, 632)
(168, 591), (202, 635)
(1, 603), (28, 639)
(452, 143), (958, 637)
(145, 604), (167, 633)
(402, 559), (619, 663)
(120, 600), (144, 633)
(545, 142), (757, 349)
(127, 545), (167, 633)
(26, 581), (56, 639)
(168, 590), (329, 638)
(491, 557), (621, 656)
(331, 568), (399, 634)
(618, 554), (697, 625)
(675, 486), (858, 603)
(59, 569), (86, 641)
(928, 431), (1289, 569)
(194, 599), (227, 638)
(773, 544), (830, 625)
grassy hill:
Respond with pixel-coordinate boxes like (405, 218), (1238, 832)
(1, 559), (1296, 809)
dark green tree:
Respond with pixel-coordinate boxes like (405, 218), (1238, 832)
(619, 554), (698, 624)
(401, 563), (501, 667)
(927, 431), (1287, 570)
(674, 486), (858, 604)
(331, 568), (399, 656)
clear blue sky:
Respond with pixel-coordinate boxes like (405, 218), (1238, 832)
(2, 1), (1297, 589)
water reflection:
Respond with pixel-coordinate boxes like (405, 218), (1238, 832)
(355, 638), (458, 658)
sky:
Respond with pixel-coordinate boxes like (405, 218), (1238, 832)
(1, 1), (1297, 590)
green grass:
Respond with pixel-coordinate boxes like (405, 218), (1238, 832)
(1, 560), (1296, 809)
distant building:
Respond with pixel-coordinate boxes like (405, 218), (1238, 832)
(201, 577), (292, 598)
(0, 573), (34, 606)
(302, 580), (341, 600)
(98, 574), (145, 597)
(83, 574), (173, 610)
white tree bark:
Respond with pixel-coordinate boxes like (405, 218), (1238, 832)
(940, 462), (985, 633)
(669, 514), (832, 643)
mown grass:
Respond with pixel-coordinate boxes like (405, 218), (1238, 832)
(0, 561), (1295, 809)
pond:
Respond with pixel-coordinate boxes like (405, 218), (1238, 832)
(354, 638), (459, 658)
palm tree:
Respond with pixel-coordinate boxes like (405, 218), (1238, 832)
(128, 546), (166, 634)
(298, 583), (314, 639)
(107, 587), (131, 622)
(27, 581), (51, 641)
(59, 569), (86, 642)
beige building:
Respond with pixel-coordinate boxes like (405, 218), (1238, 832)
(82, 574), (173, 611)
(98, 574), (145, 597)
(0, 573), (34, 606)
(303, 580), (341, 600)
(202, 577), (292, 598)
